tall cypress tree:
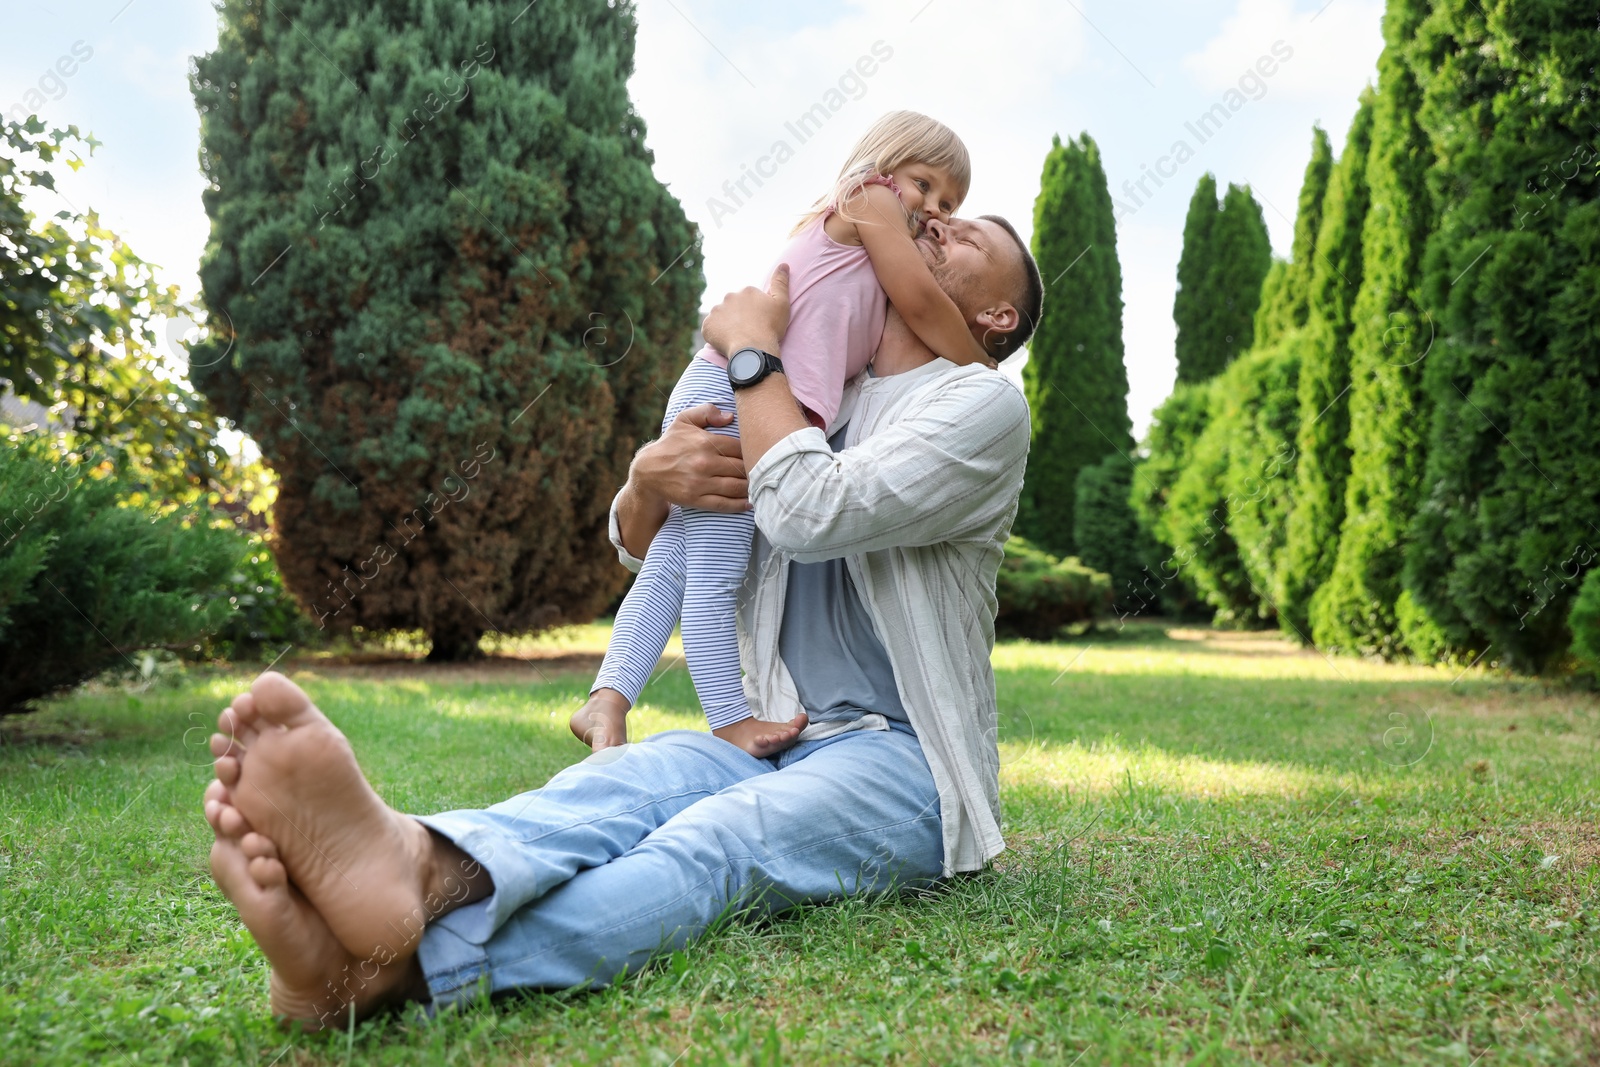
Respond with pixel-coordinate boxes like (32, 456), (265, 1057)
(189, 0), (702, 659)
(1205, 183), (1274, 378)
(1174, 177), (1273, 383)
(1278, 92), (1375, 641)
(1401, 0), (1600, 670)
(1173, 174), (1220, 384)
(1255, 127), (1333, 348)
(1020, 132), (1132, 556)
(1311, 0), (1435, 657)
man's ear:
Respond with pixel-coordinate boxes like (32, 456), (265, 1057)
(976, 303), (1020, 352)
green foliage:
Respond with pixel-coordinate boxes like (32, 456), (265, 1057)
(1252, 259), (1291, 348)
(189, 0), (703, 660)
(203, 534), (323, 660)
(1400, 2), (1600, 672)
(1221, 338), (1302, 623)
(0, 437), (243, 715)
(1279, 92), (1375, 643)
(993, 536), (1111, 640)
(1173, 176), (1273, 384)
(1, 119), (236, 503)
(1156, 345), (1298, 629)
(1019, 133), (1132, 556)
(1255, 126), (1333, 347)
(1173, 174), (1219, 385)
(1129, 383), (1211, 614)
(1312, 0), (1435, 657)
(1072, 453), (1163, 618)
(1569, 570), (1600, 680)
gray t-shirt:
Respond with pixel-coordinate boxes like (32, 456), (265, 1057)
(777, 427), (909, 730)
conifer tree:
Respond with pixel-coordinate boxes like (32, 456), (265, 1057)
(1020, 133), (1132, 556)
(1312, 0), (1435, 657)
(188, 0), (702, 659)
(1173, 174), (1220, 384)
(1277, 93), (1375, 641)
(1254, 127), (1332, 348)
(1174, 176), (1272, 383)
(1401, 0), (1600, 669)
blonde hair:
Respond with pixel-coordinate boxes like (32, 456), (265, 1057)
(791, 110), (971, 236)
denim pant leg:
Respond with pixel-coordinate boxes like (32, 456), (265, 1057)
(414, 731), (770, 953)
(419, 725), (943, 1004)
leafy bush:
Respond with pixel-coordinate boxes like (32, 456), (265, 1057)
(994, 536), (1111, 640)
(0, 439), (243, 715)
(1569, 570), (1600, 682)
(1073, 453), (1172, 619)
(201, 534), (321, 661)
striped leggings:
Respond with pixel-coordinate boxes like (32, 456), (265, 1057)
(593, 357), (755, 729)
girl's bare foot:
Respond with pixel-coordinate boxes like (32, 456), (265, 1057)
(712, 713), (809, 758)
(203, 781), (423, 1029)
(227, 672), (490, 962)
(570, 688), (631, 750)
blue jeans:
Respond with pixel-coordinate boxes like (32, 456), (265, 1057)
(413, 724), (943, 1005)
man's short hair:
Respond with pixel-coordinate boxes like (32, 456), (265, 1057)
(979, 214), (1043, 362)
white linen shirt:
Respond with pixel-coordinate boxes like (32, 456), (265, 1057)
(609, 358), (1031, 875)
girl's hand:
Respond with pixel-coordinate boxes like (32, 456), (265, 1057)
(701, 264), (792, 358)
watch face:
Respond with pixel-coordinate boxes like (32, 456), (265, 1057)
(728, 348), (763, 384)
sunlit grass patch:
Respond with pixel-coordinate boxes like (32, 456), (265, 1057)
(2, 623), (1596, 1065)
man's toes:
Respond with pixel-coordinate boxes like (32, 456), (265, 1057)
(241, 831), (280, 862)
(243, 834), (287, 888)
(230, 691), (262, 734)
(214, 752), (241, 787)
(217, 802), (251, 839)
(248, 855), (287, 888)
(250, 671), (322, 729)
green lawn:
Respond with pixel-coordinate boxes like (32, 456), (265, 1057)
(2, 623), (1597, 1065)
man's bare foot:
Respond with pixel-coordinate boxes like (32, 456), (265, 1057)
(222, 672), (491, 961)
(203, 780), (423, 1029)
(712, 713), (809, 758)
(570, 688), (630, 750)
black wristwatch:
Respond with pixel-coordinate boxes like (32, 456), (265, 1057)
(727, 346), (784, 390)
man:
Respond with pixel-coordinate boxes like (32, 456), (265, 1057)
(201, 214), (1044, 1027)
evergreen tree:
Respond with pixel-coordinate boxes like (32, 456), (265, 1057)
(1128, 383), (1212, 617)
(1401, 1), (1600, 670)
(1255, 127), (1333, 347)
(1278, 92), (1375, 641)
(189, 0), (702, 659)
(1174, 177), (1273, 383)
(1311, 0), (1435, 657)
(1173, 174), (1220, 384)
(1019, 132), (1132, 556)
(1073, 452), (1161, 617)
(1253, 259), (1292, 348)
(1204, 183), (1274, 379)
(1221, 337), (1303, 619)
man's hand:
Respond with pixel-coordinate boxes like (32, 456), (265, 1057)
(636, 404), (749, 512)
(615, 403), (749, 560)
(702, 264), (791, 358)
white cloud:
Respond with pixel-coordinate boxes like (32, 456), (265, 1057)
(630, 0), (1088, 306)
(1181, 0), (1384, 101)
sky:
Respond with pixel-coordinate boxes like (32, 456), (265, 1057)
(2, 0), (1384, 436)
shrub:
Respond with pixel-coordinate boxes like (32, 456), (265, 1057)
(201, 534), (322, 661)
(1074, 453), (1165, 618)
(190, 0), (703, 660)
(0, 439), (243, 715)
(1569, 570), (1600, 681)
(994, 536), (1111, 640)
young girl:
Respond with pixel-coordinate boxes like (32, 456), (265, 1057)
(575, 110), (995, 757)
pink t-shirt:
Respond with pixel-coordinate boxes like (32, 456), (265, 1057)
(696, 214), (887, 433)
